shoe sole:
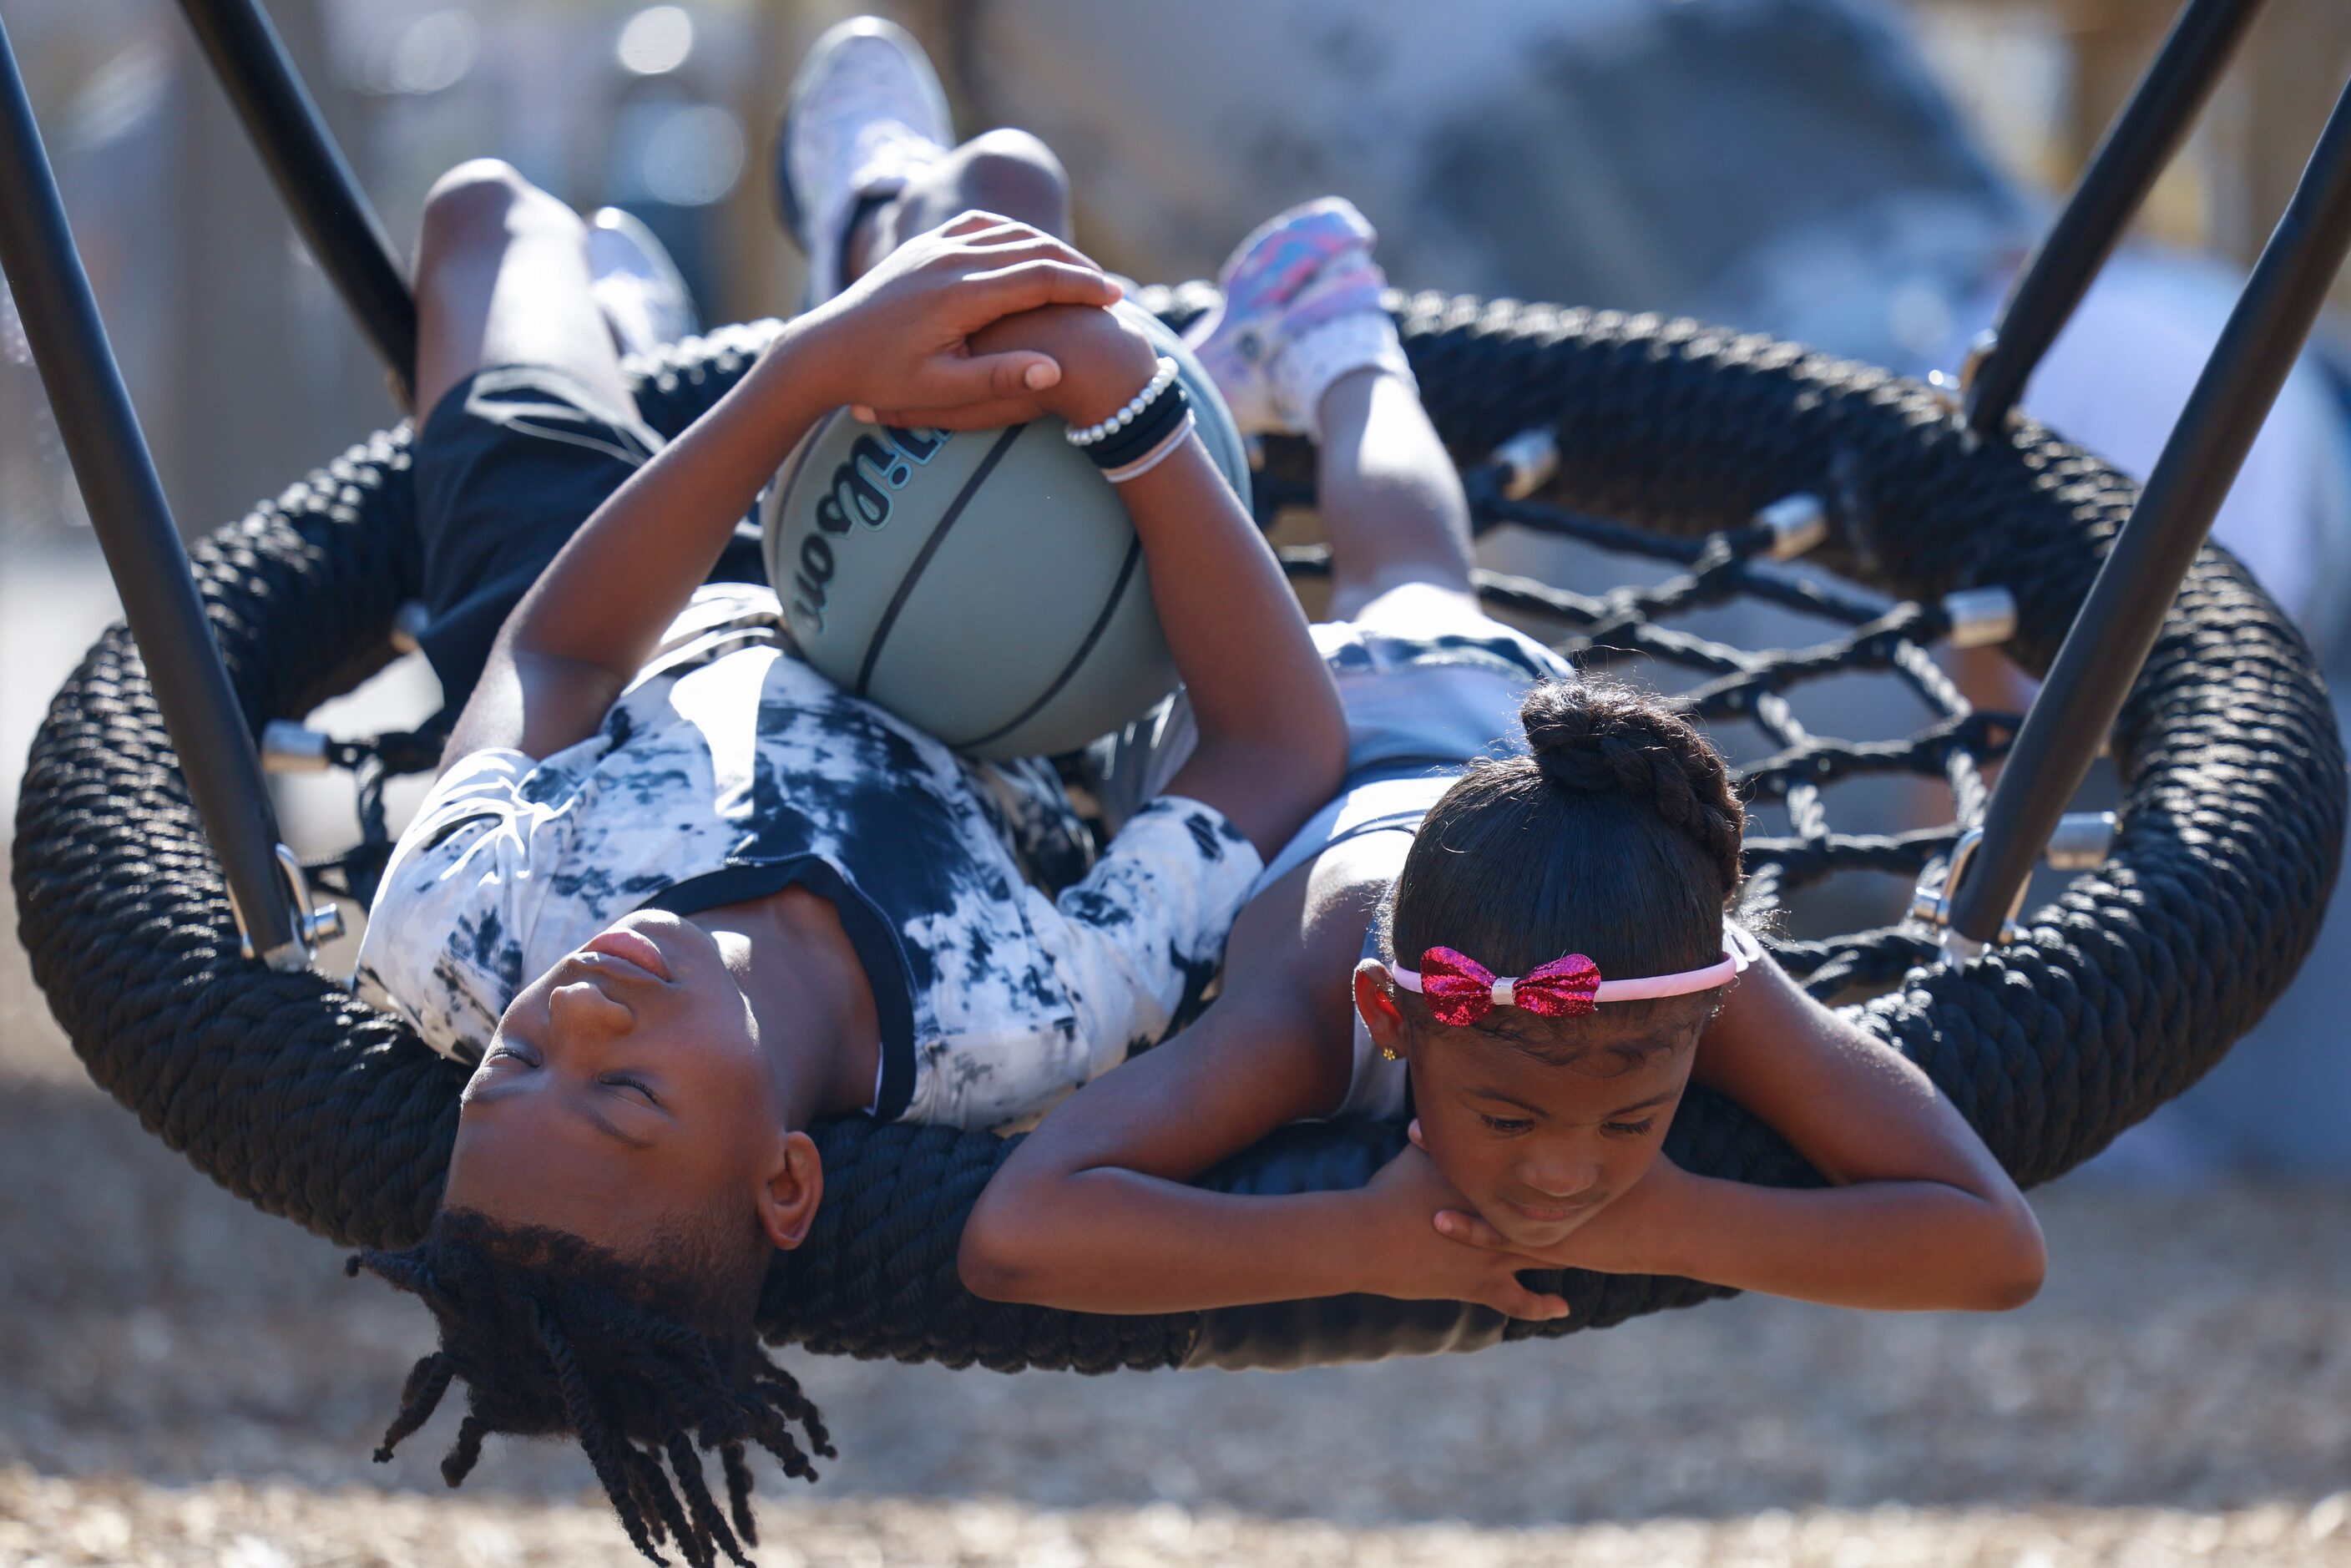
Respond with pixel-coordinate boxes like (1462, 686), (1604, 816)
(772, 16), (953, 282)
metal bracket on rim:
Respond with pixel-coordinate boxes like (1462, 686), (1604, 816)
(231, 842), (346, 972)
(1914, 827), (2025, 963)
(1914, 812), (2119, 965)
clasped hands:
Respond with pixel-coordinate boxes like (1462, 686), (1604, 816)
(784, 210), (1158, 436)
(1352, 1120), (1691, 1322)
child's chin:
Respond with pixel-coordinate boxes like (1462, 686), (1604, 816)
(1488, 1200), (1584, 1247)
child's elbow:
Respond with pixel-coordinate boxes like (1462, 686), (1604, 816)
(955, 1201), (1045, 1304)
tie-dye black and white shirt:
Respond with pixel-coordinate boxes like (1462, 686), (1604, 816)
(353, 585), (1260, 1131)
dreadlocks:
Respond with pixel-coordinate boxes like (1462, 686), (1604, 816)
(351, 1209), (832, 1567)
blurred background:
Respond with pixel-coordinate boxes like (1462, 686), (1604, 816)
(3, 2), (2349, 1563)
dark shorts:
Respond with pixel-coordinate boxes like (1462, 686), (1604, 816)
(412, 364), (766, 707)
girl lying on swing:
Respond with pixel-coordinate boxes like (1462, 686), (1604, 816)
(344, 18), (2040, 1566)
(958, 186), (2048, 1326)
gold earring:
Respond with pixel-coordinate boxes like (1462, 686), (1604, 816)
(1377, 1043), (1402, 1061)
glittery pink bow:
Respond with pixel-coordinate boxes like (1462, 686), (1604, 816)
(1417, 948), (1601, 1027)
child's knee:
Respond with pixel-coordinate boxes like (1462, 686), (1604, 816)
(950, 129), (1069, 224)
(419, 159), (579, 263)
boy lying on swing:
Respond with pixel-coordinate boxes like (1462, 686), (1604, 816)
(349, 19), (2040, 1566)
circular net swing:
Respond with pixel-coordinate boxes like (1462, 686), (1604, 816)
(13, 284), (2343, 1375)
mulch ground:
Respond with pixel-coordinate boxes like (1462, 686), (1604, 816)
(4, 875), (2347, 1567)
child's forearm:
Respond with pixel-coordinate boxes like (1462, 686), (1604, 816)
(1112, 439), (1347, 853)
(504, 321), (836, 682)
(441, 321), (839, 766)
(1644, 1169), (2046, 1313)
(961, 1171), (1373, 1313)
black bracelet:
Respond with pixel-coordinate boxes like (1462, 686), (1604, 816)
(1084, 380), (1191, 471)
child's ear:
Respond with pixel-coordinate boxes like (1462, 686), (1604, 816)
(756, 1130), (825, 1252)
(1353, 960), (1409, 1060)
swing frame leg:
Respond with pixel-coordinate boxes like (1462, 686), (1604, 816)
(1961, 0), (2268, 439)
(0, 13), (331, 969)
(174, 0), (417, 403)
(1947, 65), (2351, 950)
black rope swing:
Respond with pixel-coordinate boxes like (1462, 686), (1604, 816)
(6, 0), (2349, 1374)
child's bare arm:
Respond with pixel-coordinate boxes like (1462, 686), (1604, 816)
(882, 302), (1347, 858)
(961, 863), (1570, 1321)
(440, 215), (1120, 768)
(958, 979), (1362, 1312)
(1437, 956), (2048, 1312)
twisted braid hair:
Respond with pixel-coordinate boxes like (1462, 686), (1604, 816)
(351, 1210), (832, 1566)
(1389, 675), (1745, 1045)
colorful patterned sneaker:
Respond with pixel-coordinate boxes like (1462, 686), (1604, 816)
(587, 207), (697, 357)
(773, 16), (953, 306)
(1184, 196), (1410, 438)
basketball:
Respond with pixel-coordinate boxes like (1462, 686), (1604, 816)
(760, 304), (1251, 759)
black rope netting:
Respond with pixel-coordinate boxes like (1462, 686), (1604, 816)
(13, 291), (2343, 1375)
(1276, 482), (2010, 999)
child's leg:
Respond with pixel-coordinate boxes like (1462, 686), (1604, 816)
(407, 159), (689, 711)
(846, 129), (1073, 276)
(1315, 367), (1478, 624)
(413, 159), (632, 425)
(778, 18), (1072, 302)
(1189, 197), (1476, 627)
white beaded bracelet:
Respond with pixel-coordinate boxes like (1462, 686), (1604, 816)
(1064, 357), (1181, 448)
(1101, 408), (1196, 485)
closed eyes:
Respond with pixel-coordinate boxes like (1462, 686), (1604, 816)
(600, 1075), (661, 1108)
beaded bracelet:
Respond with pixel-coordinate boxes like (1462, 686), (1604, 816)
(1064, 356), (1181, 448)
(1100, 408), (1197, 485)
(1085, 380), (1190, 471)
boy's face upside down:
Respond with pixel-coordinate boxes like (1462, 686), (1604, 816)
(442, 908), (819, 1274)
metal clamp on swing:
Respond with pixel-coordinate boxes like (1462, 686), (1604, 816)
(1941, 586), (2017, 649)
(1911, 827), (2024, 947)
(230, 842), (345, 971)
(1757, 493), (1828, 559)
(1490, 427), (1560, 501)
(1910, 811), (2118, 953)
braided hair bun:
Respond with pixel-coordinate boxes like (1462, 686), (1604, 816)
(1390, 676), (1743, 1028)
(1518, 680), (1743, 895)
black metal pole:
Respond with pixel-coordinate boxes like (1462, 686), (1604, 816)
(0, 15), (301, 962)
(1951, 72), (2351, 946)
(1963, 0), (2266, 440)
(174, 0), (416, 402)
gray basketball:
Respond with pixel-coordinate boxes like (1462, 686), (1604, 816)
(761, 306), (1251, 758)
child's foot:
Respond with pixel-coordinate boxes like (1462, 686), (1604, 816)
(773, 15), (953, 307)
(1185, 196), (1413, 439)
(587, 207), (697, 357)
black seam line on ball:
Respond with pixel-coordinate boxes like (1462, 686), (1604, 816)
(855, 424), (1025, 698)
(957, 535), (1145, 751)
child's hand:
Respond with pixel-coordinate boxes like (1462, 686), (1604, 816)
(1427, 1141), (1688, 1279)
(854, 301), (1160, 433)
(1352, 1141), (1572, 1321)
(797, 210), (1122, 428)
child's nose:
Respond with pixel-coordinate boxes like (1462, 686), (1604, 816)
(1518, 1151), (1600, 1201)
(547, 979), (634, 1041)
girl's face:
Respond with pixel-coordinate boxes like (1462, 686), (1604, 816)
(1354, 964), (1706, 1252)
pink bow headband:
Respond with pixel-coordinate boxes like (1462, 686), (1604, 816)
(1389, 923), (1760, 1027)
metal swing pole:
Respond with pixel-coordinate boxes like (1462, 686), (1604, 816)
(1962, 0), (2267, 440)
(1947, 71), (2351, 953)
(0, 14), (331, 969)
(174, 0), (417, 402)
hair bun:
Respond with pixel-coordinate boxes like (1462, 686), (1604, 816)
(1519, 678), (1744, 893)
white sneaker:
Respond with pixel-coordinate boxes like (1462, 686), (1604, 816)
(774, 16), (953, 306)
(587, 207), (697, 357)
